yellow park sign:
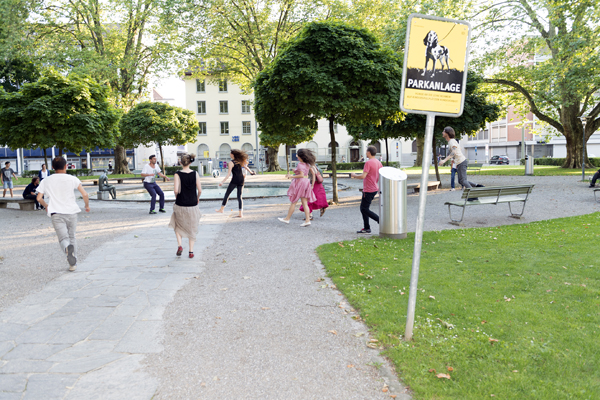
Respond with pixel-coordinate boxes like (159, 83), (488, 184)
(400, 14), (471, 117)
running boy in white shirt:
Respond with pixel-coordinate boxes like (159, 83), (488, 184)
(36, 157), (90, 271)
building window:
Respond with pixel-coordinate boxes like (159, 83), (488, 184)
(197, 101), (206, 114)
(242, 121), (251, 134)
(198, 122), (207, 135)
(220, 122), (229, 135)
(242, 100), (251, 114)
(219, 101), (228, 114)
(218, 79), (228, 92)
(196, 79), (205, 92)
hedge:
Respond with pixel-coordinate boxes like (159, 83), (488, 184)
(165, 166), (199, 175)
(65, 169), (92, 177)
(518, 157), (600, 167)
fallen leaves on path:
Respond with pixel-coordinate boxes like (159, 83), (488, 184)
(328, 330), (337, 335)
(436, 373), (451, 379)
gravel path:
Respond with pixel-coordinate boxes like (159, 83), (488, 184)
(0, 173), (597, 399)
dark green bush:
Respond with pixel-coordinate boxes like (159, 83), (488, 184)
(22, 170), (39, 178)
(65, 168), (92, 176)
(319, 162), (365, 170)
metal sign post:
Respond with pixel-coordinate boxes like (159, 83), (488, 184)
(399, 14), (471, 341)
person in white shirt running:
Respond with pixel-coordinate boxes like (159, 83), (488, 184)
(141, 155), (170, 214)
(36, 157), (90, 271)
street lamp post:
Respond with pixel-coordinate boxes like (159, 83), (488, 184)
(579, 116), (588, 182)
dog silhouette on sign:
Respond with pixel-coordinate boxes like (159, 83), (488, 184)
(422, 30), (450, 77)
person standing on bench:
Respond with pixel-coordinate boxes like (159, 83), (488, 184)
(439, 127), (481, 197)
(141, 155), (170, 214)
(36, 157), (90, 271)
(351, 145), (382, 234)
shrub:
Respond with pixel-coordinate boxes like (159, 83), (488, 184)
(65, 168), (92, 177)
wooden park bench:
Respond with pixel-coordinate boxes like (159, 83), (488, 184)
(444, 184), (534, 225)
(0, 197), (36, 211)
(594, 188), (600, 203)
(467, 163), (483, 174)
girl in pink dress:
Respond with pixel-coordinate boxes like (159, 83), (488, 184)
(299, 165), (328, 218)
(278, 149), (316, 227)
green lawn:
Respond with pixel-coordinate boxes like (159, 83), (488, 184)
(11, 173), (174, 185)
(317, 213), (600, 399)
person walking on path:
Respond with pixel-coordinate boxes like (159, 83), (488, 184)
(36, 157), (90, 271)
(38, 164), (50, 181)
(2, 161), (17, 197)
(169, 153), (202, 259)
(215, 149), (255, 218)
(278, 148), (316, 227)
(142, 155), (170, 214)
(23, 177), (41, 210)
(299, 164), (328, 218)
(351, 145), (382, 234)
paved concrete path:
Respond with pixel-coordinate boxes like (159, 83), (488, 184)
(0, 215), (222, 399)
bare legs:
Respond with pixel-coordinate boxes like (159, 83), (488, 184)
(281, 198), (310, 223)
(175, 231), (195, 253)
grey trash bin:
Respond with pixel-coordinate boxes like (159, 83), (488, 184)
(207, 160), (213, 175)
(378, 167), (408, 239)
(525, 155), (534, 175)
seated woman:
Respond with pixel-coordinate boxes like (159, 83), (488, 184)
(23, 177), (41, 210)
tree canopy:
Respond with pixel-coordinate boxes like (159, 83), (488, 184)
(254, 21), (403, 202)
(477, 0), (600, 168)
(119, 101), (198, 172)
(0, 70), (120, 155)
(347, 73), (502, 181)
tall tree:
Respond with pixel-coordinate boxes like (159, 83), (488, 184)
(21, 0), (193, 173)
(184, 0), (338, 171)
(0, 70), (120, 156)
(254, 21), (403, 203)
(476, 0), (600, 168)
(119, 101), (198, 174)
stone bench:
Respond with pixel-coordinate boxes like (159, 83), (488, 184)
(0, 198), (36, 211)
(92, 179), (124, 185)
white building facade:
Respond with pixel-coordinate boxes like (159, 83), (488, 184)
(182, 76), (417, 171)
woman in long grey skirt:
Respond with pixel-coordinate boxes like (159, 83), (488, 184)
(169, 153), (202, 258)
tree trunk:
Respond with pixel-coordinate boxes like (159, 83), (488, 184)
(433, 134), (441, 185)
(285, 144), (290, 174)
(43, 148), (48, 168)
(561, 105), (593, 169)
(114, 145), (130, 174)
(384, 138), (389, 166)
(266, 146), (281, 172)
(415, 136), (424, 166)
(329, 116), (339, 204)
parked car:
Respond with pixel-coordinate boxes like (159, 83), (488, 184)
(490, 155), (510, 165)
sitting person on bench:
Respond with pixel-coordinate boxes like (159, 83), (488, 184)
(23, 177), (42, 210)
(98, 170), (116, 199)
(590, 168), (600, 188)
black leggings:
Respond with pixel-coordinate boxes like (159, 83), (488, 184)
(222, 182), (243, 209)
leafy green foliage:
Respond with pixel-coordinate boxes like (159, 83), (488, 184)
(0, 70), (120, 154)
(0, 57), (40, 92)
(119, 102), (198, 149)
(254, 21), (403, 201)
(318, 213), (600, 399)
(477, 0), (600, 168)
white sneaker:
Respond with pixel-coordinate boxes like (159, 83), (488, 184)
(301, 221), (311, 227)
(278, 218), (289, 224)
(449, 188), (456, 191)
(69, 264), (77, 272)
